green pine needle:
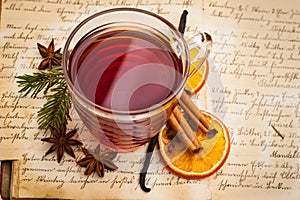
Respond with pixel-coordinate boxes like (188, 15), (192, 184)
(16, 66), (71, 130)
(37, 80), (72, 130)
(16, 66), (64, 98)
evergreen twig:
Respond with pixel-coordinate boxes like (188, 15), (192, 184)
(16, 65), (71, 130)
(16, 66), (64, 98)
(37, 79), (72, 130)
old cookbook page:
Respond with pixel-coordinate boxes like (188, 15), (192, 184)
(1, 0), (299, 199)
(201, 0), (300, 199)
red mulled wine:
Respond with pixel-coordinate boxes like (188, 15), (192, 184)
(69, 28), (184, 112)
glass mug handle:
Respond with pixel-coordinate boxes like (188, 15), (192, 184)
(185, 32), (213, 94)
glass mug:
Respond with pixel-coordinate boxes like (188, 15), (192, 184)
(63, 8), (212, 152)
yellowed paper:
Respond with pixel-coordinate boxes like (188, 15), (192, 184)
(200, 0), (300, 199)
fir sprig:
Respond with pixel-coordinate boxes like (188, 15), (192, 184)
(37, 75), (72, 129)
(16, 66), (64, 98)
(16, 65), (71, 130)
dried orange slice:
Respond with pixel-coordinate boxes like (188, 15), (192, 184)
(185, 52), (209, 95)
(158, 110), (230, 179)
(185, 60), (209, 94)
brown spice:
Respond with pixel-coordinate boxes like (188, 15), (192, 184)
(180, 91), (218, 138)
(41, 123), (82, 163)
(167, 91), (218, 153)
(37, 39), (62, 70)
(172, 106), (202, 149)
(179, 98), (208, 134)
(169, 113), (202, 153)
(76, 145), (118, 177)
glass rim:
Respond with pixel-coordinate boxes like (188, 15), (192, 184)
(62, 7), (190, 115)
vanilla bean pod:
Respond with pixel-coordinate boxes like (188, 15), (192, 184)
(178, 10), (188, 34)
(139, 134), (159, 192)
(139, 10), (189, 193)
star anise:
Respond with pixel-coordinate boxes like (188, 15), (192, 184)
(41, 123), (83, 163)
(77, 145), (118, 177)
(37, 39), (62, 70)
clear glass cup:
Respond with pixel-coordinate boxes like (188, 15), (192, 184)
(63, 8), (211, 152)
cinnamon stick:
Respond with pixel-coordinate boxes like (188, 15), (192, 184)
(172, 106), (202, 148)
(169, 113), (202, 153)
(179, 99), (208, 134)
(180, 91), (218, 137)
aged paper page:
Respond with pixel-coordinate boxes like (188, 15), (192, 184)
(199, 0), (300, 199)
(1, 0), (300, 199)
